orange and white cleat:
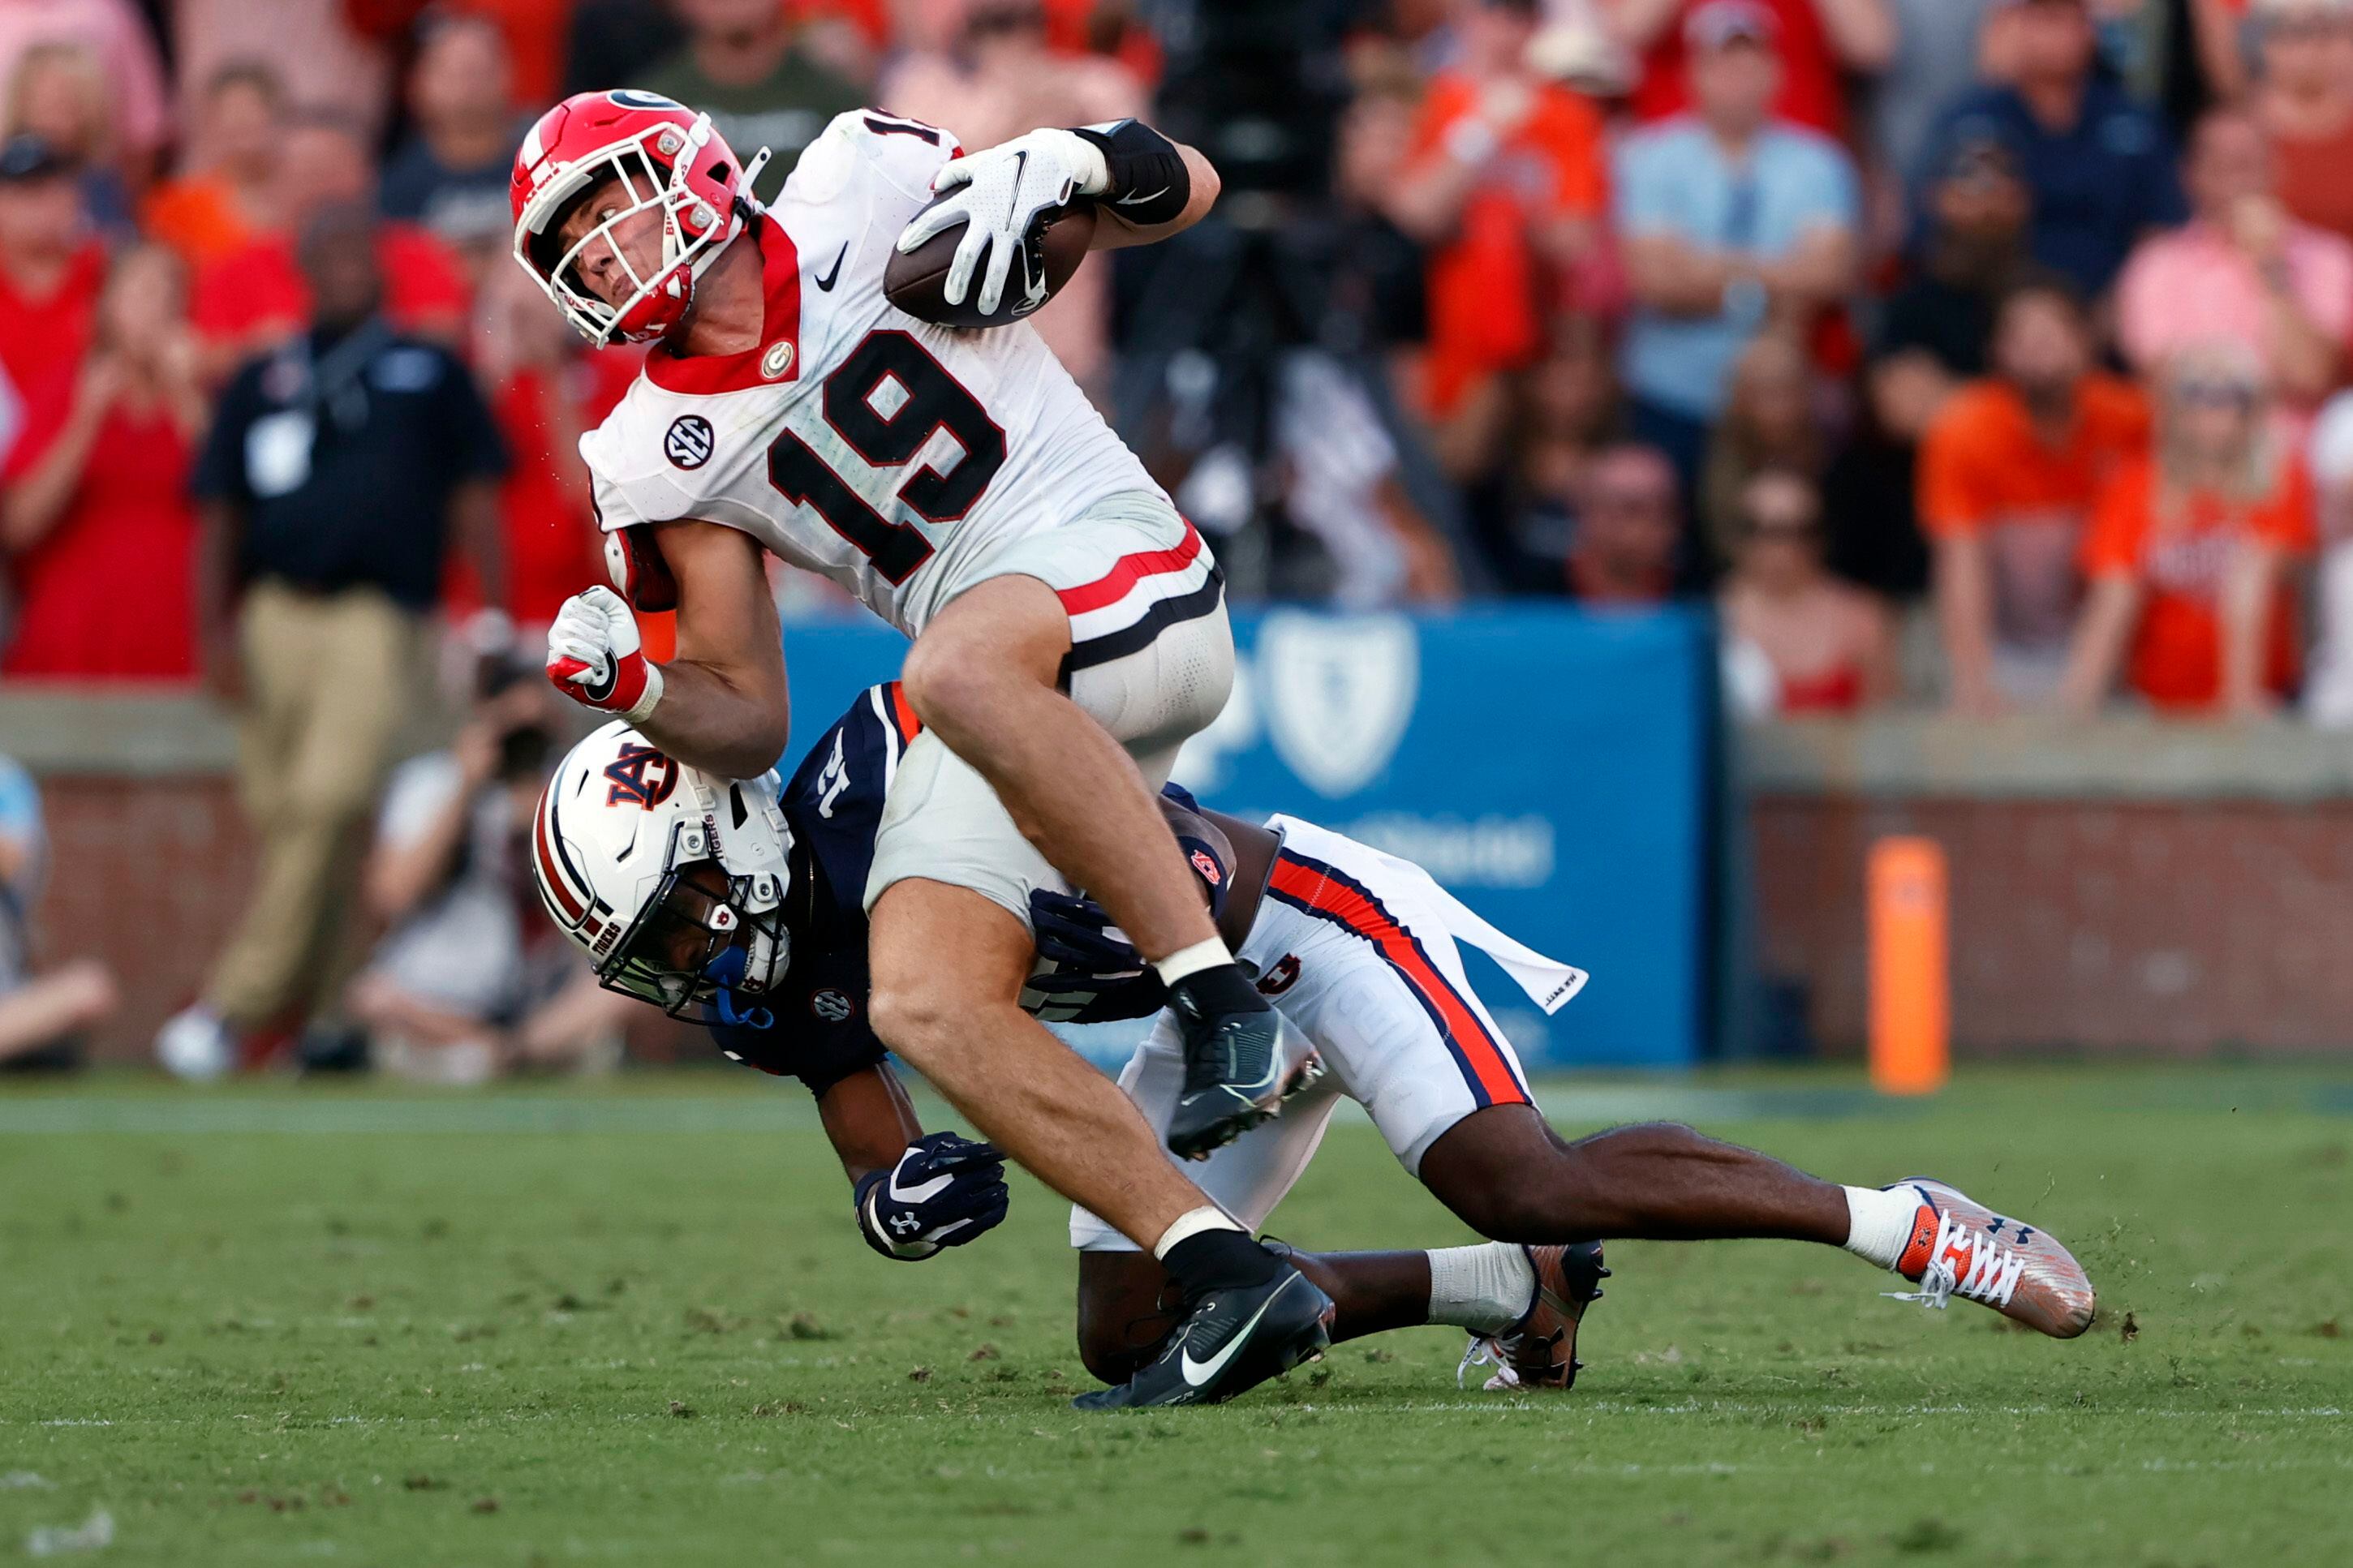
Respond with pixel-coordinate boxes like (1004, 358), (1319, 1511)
(1460, 1242), (1608, 1390)
(1884, 1179), (2096, 1338)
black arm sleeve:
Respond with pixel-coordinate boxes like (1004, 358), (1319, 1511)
(1070, 119), (1191, 226)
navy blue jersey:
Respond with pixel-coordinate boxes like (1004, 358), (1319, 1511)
(705, 683), (1235, 1091)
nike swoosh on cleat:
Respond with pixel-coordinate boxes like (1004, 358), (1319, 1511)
(813, 243), (848, 292)
(1181, 1280), (1293, 1388)
(1115, 187), (1170, 207)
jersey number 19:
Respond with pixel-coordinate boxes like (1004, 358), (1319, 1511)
(765, 329), (1007, 584)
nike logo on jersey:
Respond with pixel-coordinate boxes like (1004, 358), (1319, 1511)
(1180, 1281), (1292, 1388)
(814, 243), (848, 292)
(1115, 187), (1170, 208)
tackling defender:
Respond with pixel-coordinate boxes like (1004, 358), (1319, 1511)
(509, 95), (1327, 1382)
(534, 687), (2098, 1406)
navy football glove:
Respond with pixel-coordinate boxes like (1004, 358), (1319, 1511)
(1028, 888), (1146, 977)
(854, 1132), (1010, 1261)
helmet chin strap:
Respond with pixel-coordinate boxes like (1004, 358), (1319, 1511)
(702, 946), (774, 1031)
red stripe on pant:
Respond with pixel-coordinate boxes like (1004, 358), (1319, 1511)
(1055, 521), (1205, 616)
(1265, 857), (1525, 1107)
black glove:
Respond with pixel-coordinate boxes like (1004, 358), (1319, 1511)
(1028, 888), (1146, 977)
(853, 1132), (1010, 1261)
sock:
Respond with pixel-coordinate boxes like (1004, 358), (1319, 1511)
(1154, 937), (1234, 989)
(1156, 1208), (1282, 1303)
(1426, 1243), (1537, 1334)
(1842, 1184), (1929, 1271)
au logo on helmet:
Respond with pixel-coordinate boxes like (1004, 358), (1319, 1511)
(603, 742), (678, 809)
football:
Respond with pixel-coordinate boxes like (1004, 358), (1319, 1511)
(884, 194), (1098, 329)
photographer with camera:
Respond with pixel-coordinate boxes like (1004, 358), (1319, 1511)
(343, 663), (632, 1083)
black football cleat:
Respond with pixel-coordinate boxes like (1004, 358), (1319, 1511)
(1073, 1265), (1335, 1411)
(1165, 994), (1301, 1160)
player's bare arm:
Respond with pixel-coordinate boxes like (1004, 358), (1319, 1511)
(641, 520), (789, 779)
(817, 1063), (1013, 1262)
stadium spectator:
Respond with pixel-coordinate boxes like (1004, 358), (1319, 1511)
(1613, 1), (1861, 499)
(1877, 135), (2031, 389)
(2, 41), (133, 234)
(639, 0), (867, 204)
(1915, 0), (2185, 300)
(1609, 0), (1895, 139)
(189, 112), (471, 382)
(468, 257), (640, 631)
(1921, 274), (2150, 714)
(1698, 330), (1822, 569)
(878, 0), (1144, 390)
(2060, 343), (2314, 715)
(0, 753), (116, 1072)
(1392, 0), (1608, 432)
(1866, 0), (1998, 193)
(171, 0), (393, 147)
(0, 133), (104, 456)
(141, 61), (286, 270)
(344, 0), (574, 110)
(1719, 466), (1896, 714)
(2300, 388), (2353, 723)
(381, 12), (525, 270)
(157, 205), (508, 1080)
(347, 668), (633, 1083)
(1826, 133), (2033, 599)
(1, 243), (205, 681)
(1478, 328), (1624, 592)
(2117, 106), (2353, 425)
(561, 0), (689, 101)
(0, 0), (169, 185)
(1564, 442), (1687, 603)
(2253, 0), (2353, 245)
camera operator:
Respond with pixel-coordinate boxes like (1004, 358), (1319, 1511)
(1117, 0), (1464, 598)
(345, 662), (631, 1083)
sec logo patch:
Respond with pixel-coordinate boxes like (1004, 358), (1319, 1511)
(810, 989), (854, 1023)
(664, 415), (715, 470)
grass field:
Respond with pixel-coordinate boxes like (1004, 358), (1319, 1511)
(3, 1066), (2351, 1566)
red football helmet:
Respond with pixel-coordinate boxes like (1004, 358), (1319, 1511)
(510, 89), (771, 346)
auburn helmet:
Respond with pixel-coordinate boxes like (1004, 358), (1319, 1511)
(534, 721), (794, 1025)
(510, 88), (771, 345)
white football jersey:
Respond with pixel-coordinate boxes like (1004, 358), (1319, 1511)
(578, 110), (1166, 636)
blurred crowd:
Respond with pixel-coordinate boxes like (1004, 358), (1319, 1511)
(8, 0), (2353, 1075)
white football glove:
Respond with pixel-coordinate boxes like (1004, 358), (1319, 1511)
(545, 586), (662, 723)
(894, 128), (1110, 318)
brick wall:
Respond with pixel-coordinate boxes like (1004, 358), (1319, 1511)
(34, 775), (254, 1059)
(1751, 795), (2353, 1056)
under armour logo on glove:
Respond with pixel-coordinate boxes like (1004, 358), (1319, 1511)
(547, 586), (664, 724)
(854, 1132), (1011, 1261)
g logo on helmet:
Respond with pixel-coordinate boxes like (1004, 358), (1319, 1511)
(603, 742), (678, 810)
(607, 88), (685, 112)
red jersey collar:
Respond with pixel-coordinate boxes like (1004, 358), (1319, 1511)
(641, 213), (802, 396)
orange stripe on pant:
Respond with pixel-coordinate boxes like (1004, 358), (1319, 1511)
(1265, 854), (1526, 1108)
(884, 681), (923, 747)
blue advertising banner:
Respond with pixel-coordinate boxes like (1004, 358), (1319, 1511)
(776, 605), (1716, 1071)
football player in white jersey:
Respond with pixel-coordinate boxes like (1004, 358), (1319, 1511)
(506, 92), (1329, 1382)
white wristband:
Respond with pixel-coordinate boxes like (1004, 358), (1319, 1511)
(622, 661), (665, 728)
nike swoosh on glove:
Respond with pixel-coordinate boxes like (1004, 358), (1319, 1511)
(854, 1132), (1012, 1261)
(546, 586), (661, 722)
(894, 127), (1108, 317)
